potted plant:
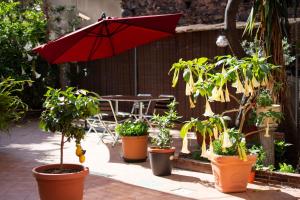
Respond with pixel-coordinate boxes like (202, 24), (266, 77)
(248, 145), (266, 183)
(0, 78), (29, 131)
(32, 87), (99, 200)
(149, 100), (181, 176)
(170, 54), (280, 192)
(255, 89), (282, 129)
(115, 120), (149, 162)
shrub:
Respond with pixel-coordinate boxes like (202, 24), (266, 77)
(115, 120), (148, 137)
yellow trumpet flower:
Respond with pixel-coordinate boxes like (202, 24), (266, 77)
(203, 99), (214, 117)
(181, 134), (190, 154)
(252, 76), (260, 88)
(244, 79), (250, 97)
(213, 127), (219, 139)
(222, 131), (232, 148)
(201, 135), (207, 157)
(225, 85), (230, 102)
(209, 86), (220, 102)
(185, 74), (194, 96)
(219, 87), (225, 102)
(189, 96), (196, 108)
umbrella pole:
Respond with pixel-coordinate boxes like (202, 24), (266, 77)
(134, 48), (137, 96)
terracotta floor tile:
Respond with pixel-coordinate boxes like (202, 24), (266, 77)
(0, 120), (299, 200)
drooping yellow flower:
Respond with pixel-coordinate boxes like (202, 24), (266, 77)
(244, 79), (250, 97)
(222, 131), (232, 148)
(261, 76), (268, 87)
(225, 85), (230, 102)
(248, 83), (254, 96)
(219, 87), (225, 102)
(252, 76), (260, 88)
(222, 66), (226, 75)
(181, 134), (190, 154)
(203, 99), (214, 117)
(189, 96), (195, 108)
(232, 74), (244, 93)
(206, 136), (214, 160)
(213, 127), (219, 139)
(201, 134), (207, 157)
(209, 86), (220, 102)
(185, 75), (194, 96)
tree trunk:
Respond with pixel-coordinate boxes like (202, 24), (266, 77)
(224, 0), (246, 58)
(60, 133), (64, 169)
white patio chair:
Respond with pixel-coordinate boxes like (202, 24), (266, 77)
(86, 99), (123, 145)
(131, 93), (152, 115)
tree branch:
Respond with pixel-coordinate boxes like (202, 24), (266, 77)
(224, 0), (246, 58)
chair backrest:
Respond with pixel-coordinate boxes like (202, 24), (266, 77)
(153, 94), (176, 114)
(131, 93), (152, 114)
(99, 99), (118, 122)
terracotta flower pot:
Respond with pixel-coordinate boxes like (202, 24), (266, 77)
(32, 164), (89, 200)
(149, 147), (175, 176)
(211, 155), (256, 193)
(248, 170), (255, 183)
(121, 134), (148, 162)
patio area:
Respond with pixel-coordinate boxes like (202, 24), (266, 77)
(1, 119), (299, 200)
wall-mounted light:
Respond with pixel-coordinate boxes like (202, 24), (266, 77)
(216, 35), (229, 47)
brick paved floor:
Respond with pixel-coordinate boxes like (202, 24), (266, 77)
(0, 119), (299, 200)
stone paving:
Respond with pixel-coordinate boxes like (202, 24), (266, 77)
(0, 119), (300, 200)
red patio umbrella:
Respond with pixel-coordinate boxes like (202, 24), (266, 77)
(33, 13), (181, 64)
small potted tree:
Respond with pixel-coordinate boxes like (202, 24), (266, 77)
(32, 87), (99, 200)
(115, 120), (149, 162)
(149, 100), (181, 176)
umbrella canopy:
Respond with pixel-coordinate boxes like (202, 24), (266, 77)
(33, 13), (181, 64)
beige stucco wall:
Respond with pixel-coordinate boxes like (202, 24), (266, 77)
(49, 0), (122, 24)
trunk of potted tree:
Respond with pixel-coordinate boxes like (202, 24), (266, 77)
(149, 147), (175, 176)
(211, 155), (256, 193)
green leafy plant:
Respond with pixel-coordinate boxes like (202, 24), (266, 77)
(267, 164), (275, 172)
(248, 145), (266, 170)
(0, 1), (53, 108)
(115, 120), (149, 137)
(279, 163), (295, 173)
(212, 128), (247, 160)
(256, 90), (273, 107)
(256, 110), (284, 127)
(0, 78), (30, 132)
(150, 101), (181, 149)
(39, 87), (99, 168)
(274, 140), (292, 164)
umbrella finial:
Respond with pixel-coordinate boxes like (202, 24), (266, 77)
(100, 12), (106, 20)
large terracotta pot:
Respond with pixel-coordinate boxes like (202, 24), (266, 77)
(148, 147), (175, 176)
(211, 155), (256, 193)
(121, 134), (148, 162)
(32, 164), (89, 200)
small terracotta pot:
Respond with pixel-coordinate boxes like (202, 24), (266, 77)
(248, 170), (255, 183)
(149, 147), (175, 176)
(121, 134), (148, 162)
(211, 155), (256, 193)
(32, 164), (89, 200)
